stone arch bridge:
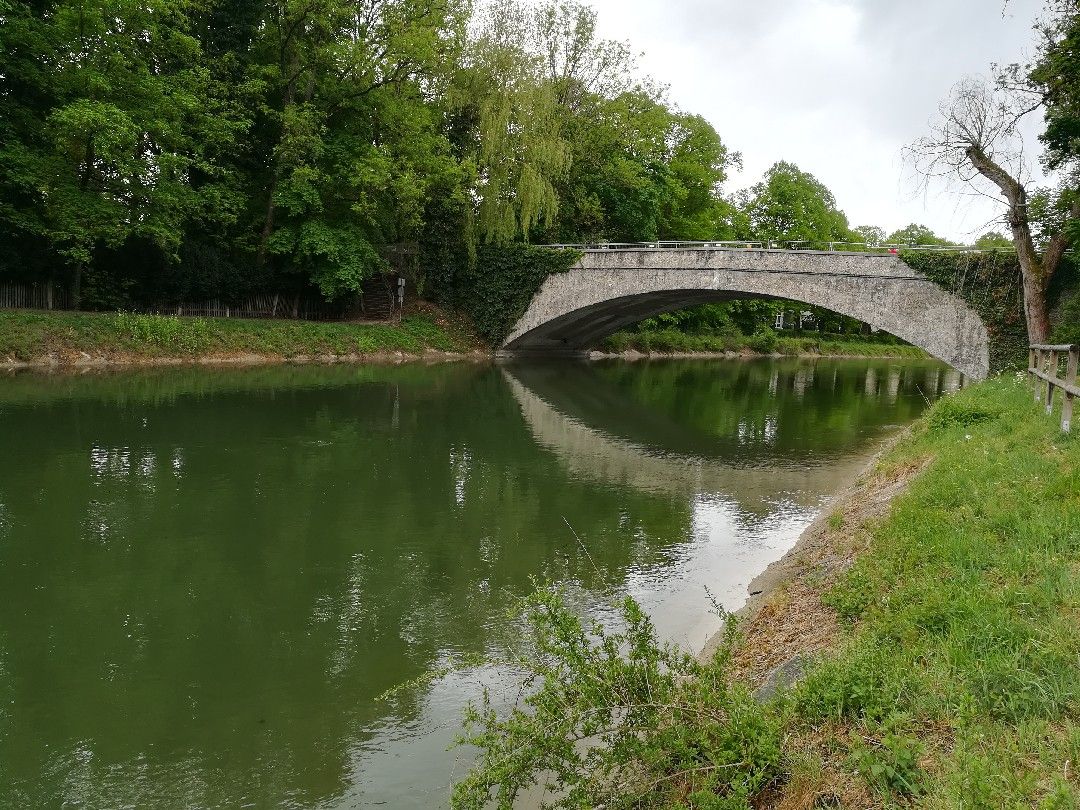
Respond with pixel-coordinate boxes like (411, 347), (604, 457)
(501, 246), (990, 380)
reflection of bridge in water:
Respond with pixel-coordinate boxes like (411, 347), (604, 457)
(506, 369), (864, 511)
(503, 360), (959, 513)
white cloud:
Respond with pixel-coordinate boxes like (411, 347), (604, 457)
(583, 0), (1048, 240)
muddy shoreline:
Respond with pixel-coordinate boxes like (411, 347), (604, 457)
(2, 347), (928, 373)
(700, 426), (927, 680)
(0, 348), (491, 372)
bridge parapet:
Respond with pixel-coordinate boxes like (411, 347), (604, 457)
(545, 240), (1019, 255)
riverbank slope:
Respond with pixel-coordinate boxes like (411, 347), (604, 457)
(1, 309), (931, 369)
(728, 375), (1080, 805)
(0, 307), (485, 369)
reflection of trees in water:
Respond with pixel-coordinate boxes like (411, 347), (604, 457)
(507, 358), (958, 465)
(0, 364), (695, 808)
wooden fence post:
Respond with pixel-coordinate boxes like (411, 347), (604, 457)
(1046, 349), (1057, 415)
(1064, 347), (1078, 434)
(1034, 348), (1043, 403)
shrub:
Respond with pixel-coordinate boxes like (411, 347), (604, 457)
(452, 588), (782, 809)
(747, 327), (778, 354)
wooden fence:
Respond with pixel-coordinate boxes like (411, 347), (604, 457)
(1029, 343), (1079, 433)
(0, 276), (398, 322)
(0, 282), (71, 311)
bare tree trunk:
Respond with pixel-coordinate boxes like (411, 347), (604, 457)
(1021, 271), (1052, 344)
(257, 173), (278, 265)
(72, 264), (83, 311)
(966, 145), (1054, 343)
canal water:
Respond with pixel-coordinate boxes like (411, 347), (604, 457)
(0, 358), (957, 807)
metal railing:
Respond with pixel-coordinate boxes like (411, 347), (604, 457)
(542, 240), (1023, 254)
(1029, 344), (1079, 433)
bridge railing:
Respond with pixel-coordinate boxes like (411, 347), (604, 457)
(543, 240), (1023, 254)
(1029, 344), (1079, 433)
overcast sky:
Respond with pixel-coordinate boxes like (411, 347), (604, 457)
(584, 0), (1047, 241)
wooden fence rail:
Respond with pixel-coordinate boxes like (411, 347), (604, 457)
(1029, 343), (1079, 433)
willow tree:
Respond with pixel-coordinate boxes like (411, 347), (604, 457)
(464, 0), (570, 243)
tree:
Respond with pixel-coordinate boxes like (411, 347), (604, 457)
(1027, 2), (1080, 181)
(975, 230), (1013, 249)
(533, 0), (635, 111)
(910, 66), (1079, 342)
(0, 0), (241, 306)
(459, 0), (570, 244)
(247, 0), (467, 298)
(736, 161), (854, 245)
(853, 225), (886, 246)
(885, 223), (954, 247)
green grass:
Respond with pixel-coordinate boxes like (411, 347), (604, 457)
(786, 375), (1080, 805)
(600, 328), (927, 359)
(453, 376), (1080, 807)
(0, 308), (478, 362)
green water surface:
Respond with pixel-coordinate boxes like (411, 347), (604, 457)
(0, 358), (957, 807)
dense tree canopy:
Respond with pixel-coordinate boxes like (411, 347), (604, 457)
(885, 224), (955, 247)
(0, 0), (744, 307)
(733, 161), (855, 245)
(5, 0), (1073, 327)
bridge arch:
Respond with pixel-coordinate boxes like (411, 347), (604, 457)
(502, 248), (990, 380)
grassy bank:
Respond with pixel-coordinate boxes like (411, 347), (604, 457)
(454, 376), (1080, 808)
(0, 307), (481, 365)
(601, 328), (928, 359)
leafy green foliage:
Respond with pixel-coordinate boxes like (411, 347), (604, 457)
(443, 244), (579, 345)
(0, 0), (742, 313)
(733, 161), (854, 244)
(900, 250), (1032, 371)
(114, 312), (211, 354)
(0, 309), (471, 361)
(849, 722), (926, 796)
(1027, 3), (1080, 175)
(452, 587), (781, 809)
(886, 223), (956, 247)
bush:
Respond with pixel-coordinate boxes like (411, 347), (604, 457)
(452, 588), (782, 810)
(746, 327), (778, 354)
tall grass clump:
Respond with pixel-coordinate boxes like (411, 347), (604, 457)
(114, 312), (211, 353)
